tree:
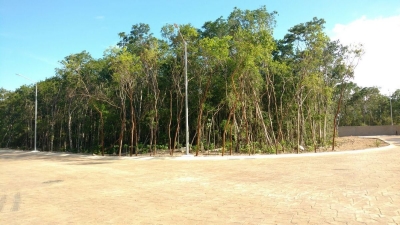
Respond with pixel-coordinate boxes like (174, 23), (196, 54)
(331, 44), (363, 151)
(2, 6), (379, 156)
(57, 51), (93, 152)
(109, 48), (143, 156)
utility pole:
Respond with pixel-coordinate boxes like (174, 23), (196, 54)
(389, 91), (393, 126)
(174, 24), (192, 156)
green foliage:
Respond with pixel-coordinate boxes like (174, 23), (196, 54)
(3, 5), (395, 157)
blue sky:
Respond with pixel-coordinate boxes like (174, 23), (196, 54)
(1, 0), (399, 93)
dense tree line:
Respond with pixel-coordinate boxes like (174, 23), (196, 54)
(339, 84), (399, 127)
(1, 7), (398, 155)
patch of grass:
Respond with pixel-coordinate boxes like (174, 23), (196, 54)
(375, 139), (381, 148)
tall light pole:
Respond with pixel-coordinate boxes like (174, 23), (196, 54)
(174, 24), (191, 156)
(16, 74), (39, 152)
(389, 91), (393, 126)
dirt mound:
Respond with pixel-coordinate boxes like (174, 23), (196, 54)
(332, 136), (388, 151)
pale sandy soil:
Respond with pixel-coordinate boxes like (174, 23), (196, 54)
(330, 136), (388, 151)
(2, 136), (389, 157)
(140, 136), (390, 156)
(1, 137), (399, 225)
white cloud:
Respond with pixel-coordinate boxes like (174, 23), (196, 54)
(331, 15), (400, 93)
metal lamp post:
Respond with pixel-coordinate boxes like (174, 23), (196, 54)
(389, 92), (393, 126)
(174, 24), (191, 156)
(16, 74), (39, 152)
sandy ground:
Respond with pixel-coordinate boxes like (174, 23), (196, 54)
(1, 136), (390, 157)
(330, 136), (388, 151)
(0, 136), (399, 225)
(148, 136), (390, 157)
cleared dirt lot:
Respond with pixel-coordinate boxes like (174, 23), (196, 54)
(1, 136), (400, 224)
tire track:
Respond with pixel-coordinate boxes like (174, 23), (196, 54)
(0, 195), (6, 212)
(12, 193), (20, 211)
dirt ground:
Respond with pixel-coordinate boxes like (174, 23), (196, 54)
(4, 136), (389, 157)
(1, 136), (399, 225)
(149, 136), (390, 157)
(330, 136), (388, 151)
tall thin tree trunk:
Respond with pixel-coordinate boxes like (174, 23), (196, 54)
(68, 112), (73, 151)
(173, 95), (184, 154)
(332, 84), (346, 151)
(130, 97), (135, 157)
(168, 91), (173, 155)
(118, 100), (126, 156)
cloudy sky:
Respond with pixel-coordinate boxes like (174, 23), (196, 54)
(1, 0), (399, 93)
(332, 14), (400, 94)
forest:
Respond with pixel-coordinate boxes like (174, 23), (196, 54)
(0, 7), (399, 156)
